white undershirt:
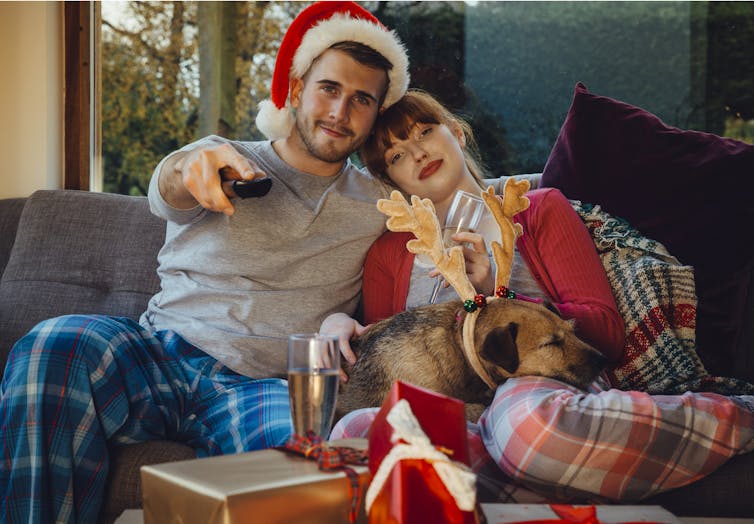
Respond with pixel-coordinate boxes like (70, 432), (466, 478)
(405, 212), (547, 309)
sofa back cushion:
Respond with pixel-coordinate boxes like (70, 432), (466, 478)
(0, 190), (166, 372)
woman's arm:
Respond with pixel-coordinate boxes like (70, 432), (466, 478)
(362, 231), (414, 325)
(517, 188), (625, 361)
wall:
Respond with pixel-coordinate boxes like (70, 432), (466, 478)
(0, 1), (63, 199)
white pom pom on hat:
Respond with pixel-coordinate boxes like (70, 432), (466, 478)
(255, 1), (410, 140)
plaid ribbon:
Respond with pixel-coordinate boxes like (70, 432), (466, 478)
(279, 431), (368, 523)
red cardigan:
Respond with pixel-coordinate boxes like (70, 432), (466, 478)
(362, 188), (625, 362)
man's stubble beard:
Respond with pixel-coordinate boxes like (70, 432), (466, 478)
(294, 115), (367, 164)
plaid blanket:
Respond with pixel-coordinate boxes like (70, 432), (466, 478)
(478, 376), (754, 503)
(571, 201), (754, 396)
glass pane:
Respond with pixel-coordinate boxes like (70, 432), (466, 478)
(98, 1), (754, 195)
(99, 1), (302, 195)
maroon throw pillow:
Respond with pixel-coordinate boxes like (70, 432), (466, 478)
(541, 82), (754, 378)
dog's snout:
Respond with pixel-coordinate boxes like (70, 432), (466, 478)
(588, 347), (608, 369)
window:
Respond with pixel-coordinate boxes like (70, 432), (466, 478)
(66, 1), (754, 194)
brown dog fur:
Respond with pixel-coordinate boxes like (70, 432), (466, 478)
(336, 298), (607, 421)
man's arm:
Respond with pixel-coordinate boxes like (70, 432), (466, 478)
(155, 139), (267, 216)
(157, 150), (198, 210)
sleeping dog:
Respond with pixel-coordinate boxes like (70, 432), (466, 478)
(336, 297), (607, 421)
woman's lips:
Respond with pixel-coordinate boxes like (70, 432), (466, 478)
(419, 159), (442, 180)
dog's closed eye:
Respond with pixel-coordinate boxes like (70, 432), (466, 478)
(540, 333), (566, 352)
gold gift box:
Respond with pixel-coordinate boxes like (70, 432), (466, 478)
(141, 438), (369, 524)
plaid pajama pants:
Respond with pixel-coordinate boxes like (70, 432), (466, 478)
(0, 314), (292, 523)
(330, 376), (754, 504)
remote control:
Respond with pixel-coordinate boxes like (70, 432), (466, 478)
(231, 178), (272, 199)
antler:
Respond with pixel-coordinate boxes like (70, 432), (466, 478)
(481, 178), (530, 290)
(377, 182), (531, 390)
(377, 191), (476, 301)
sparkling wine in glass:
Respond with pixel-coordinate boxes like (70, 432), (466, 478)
(287, 333), (340, 438)
(429, 190), (486, 304)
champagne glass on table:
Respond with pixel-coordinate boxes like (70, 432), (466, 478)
(428, 190), (486, 304)
(287, 333), (341, 439)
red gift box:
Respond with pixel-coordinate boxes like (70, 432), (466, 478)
(365, 381), (481, 524)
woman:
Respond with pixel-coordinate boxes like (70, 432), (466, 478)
(323, 90), (754, 504)
(358, 89), (623, 360)
(323, 89), (624, 364)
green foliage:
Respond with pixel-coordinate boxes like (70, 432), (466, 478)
(724, 116), (754, 144)
(101, 1), (199, 195)
(101, 1), (303, 195)
(234, 2), (304, 140)
(705, 2), (754, 134)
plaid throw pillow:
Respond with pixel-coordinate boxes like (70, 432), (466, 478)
(572, 200), (754, 396)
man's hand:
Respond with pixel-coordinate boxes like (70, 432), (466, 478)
(159, 142), (266, 215)
(319, 313), (369, 383)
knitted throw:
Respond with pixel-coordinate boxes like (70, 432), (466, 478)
(572, 201), (754, 396)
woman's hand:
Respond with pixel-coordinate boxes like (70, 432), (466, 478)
(319, 313), (368, 382)
(429, 232), (494, 296)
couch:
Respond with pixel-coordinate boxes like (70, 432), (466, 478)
(0, 190), (196, 523)
(2, 187), (754, 520)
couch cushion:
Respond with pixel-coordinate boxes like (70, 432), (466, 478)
(99, 440), (196, 522)
(642, 450), (754, 517)
(0, 190), (166, 372)
(541, 82), (754, 380)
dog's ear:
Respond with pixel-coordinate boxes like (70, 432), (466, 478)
(542, 300), (561, 317)
(480, 323), (519, 373)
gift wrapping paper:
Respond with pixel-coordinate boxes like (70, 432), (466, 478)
(141, 438), (369, 524)
(367, 381), (481, 524)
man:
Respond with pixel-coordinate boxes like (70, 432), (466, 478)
(0, 2), (409, 522)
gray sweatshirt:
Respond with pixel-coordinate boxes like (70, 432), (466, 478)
(140, 136), (388, 378)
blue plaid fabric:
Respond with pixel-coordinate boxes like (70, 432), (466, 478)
(0, 315), (293, 523)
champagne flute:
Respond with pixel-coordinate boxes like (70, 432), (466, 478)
(287, 333), (341, 439)
(428, 190), (486, 304)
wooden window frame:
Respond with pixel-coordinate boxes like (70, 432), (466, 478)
(64, 1), (100, 191)
(64, 1), (89, 190)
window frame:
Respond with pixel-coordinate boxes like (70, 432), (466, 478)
(64, 1), (100, 191)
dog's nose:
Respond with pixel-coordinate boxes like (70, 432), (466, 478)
(588, 348), (608, 370)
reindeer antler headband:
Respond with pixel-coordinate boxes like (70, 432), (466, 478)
(377, 178), (531, 388)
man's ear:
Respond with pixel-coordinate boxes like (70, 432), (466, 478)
(289, 77), (304, 109)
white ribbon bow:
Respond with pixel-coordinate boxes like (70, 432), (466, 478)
(364, 399), (477, 514)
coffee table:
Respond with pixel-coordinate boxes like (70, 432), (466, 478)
(115, 507), (754, 523)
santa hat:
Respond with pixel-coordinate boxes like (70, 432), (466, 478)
(255, 1), (410, 140)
